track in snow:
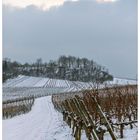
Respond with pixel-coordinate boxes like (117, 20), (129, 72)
(3, 96), (74, 140)
(2, 95), (138, 140)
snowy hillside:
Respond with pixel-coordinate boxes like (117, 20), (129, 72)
(105, 77), (137, 85)
(3, 75), (137, 101)
(3, 75), (137, 88)
(3, 75), (89, 89)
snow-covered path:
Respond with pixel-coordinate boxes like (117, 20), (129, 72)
(3, 96), (74, 140)
(2, 96), (138, 140)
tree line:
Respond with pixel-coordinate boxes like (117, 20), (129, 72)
(3, 56), (113, 83)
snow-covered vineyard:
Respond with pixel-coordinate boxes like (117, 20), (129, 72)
(3, 75), (137, 101)
(3, 75), (137, 88)
(3, 96), (138, 140)
(2, 75), (137, 140)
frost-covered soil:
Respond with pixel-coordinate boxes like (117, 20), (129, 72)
(3, 96), (74, 140)
(3, 96), (137, 140)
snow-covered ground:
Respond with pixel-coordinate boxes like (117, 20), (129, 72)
(3, 75), (137, 101)
(105, 77), (137, 85)
(3, 96), (138, 140)
(3, 75), (137, 88)
(3, 96), (74, 140)
(3, 75), (75, 88)
(3, 87), (66, 101)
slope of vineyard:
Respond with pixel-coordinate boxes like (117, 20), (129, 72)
(3, 75), (137, 101)
(52, 85), (138, 140)
(3, 75), (137, 88)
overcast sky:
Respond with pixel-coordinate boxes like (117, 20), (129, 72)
(3, 0), (137, 78)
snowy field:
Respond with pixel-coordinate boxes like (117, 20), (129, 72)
(3, 75), (137, 101)
(3, 87), (66, 101)
(3, 96), (74, 140)
(3, 75), (137, 88)
(3, 96), (138, 140)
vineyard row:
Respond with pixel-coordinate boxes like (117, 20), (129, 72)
(52, 85), (137, 140)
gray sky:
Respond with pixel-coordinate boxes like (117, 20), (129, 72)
(3, 0), (137, 78)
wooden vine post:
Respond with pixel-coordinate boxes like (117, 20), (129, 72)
(73, 97), (99, 140)
(91, 96), (117, 140)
